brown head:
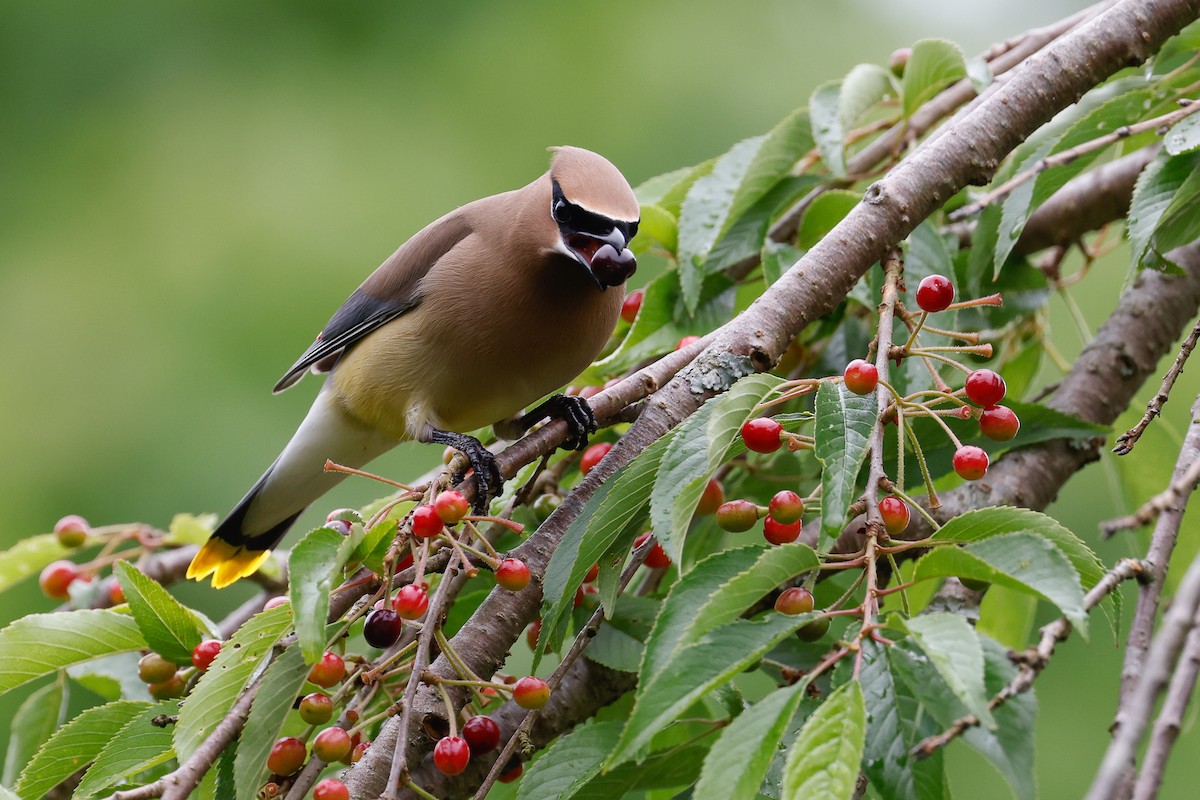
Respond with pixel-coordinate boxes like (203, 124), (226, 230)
(547, 146), (640, 291)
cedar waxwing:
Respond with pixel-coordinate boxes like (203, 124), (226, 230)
(187, 146), (640, 588)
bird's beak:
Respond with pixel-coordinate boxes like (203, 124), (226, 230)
(561, 228), (637, 291)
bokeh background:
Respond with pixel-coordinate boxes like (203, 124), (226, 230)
(3, 1), (1199, 796)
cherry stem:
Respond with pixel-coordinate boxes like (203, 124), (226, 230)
(463, 515), (525, 533)
(324, 460), (416, 491)
(361, 640), (419, 685)
(435, 681), (458, 738)
(942, 292), (1003, 310)
(405, 780), (440, 800)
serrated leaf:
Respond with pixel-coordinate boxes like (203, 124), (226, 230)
(815, 381), (876, 549)
(1165, 111), (1200, 155)
(3, 677), (66, 787)
(1150, 149), (1200, 257)
(906, 220), (956, 286)
(797, 190), (860, 250)
(902, 39), (967, 118)
(73, 700), (177, 800)
(905, 612), (993, 728)
(0, 610), (146, 698)
(68, 651), (146, 701)
(607, 612), (818, 768)
(0, 534), (72, 594)
(635, 204), (678, 256)
(781, 681), (865, 799)
(233, 645), (310, 800)
(351, 518), (397, 576)
(164, 512), (218, 546)
(694, 681), (807, 800)
(517, 720), (622, 800)
(635, 162), (712, 212)
(114, 561), (204, 666)
(650, 374), (781, 565)
(15, 700), (147, 800)
(1128, 150), (1200, 273)
(811, 65), (896, 177)
(915, 532), (1087, 635)
(174, 605), (293, 763)
(289, 523), (364, 662)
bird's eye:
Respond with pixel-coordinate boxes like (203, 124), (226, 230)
(553, 199), (573, 224)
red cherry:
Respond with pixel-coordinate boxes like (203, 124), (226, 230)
(313, 778), (350, 800)
(266, 736), (306, 776)
(763, 515), (801, 545)
(108, 581), (125, 605)
(526, 618), (542, 650)
(843, 359), (879, 395)
(433, 490), (470, 525)
(953, 446), (989, 481)
(39, 560), (79, 600)
(462, 715), (501, 753)
(774, 587), (815, 615)
(513, 676), (550, 709)
(979, 405), (1020, 441)
(634, 532), (671, 569)
(299, 692), (334, 725)
(965, 369), (1006, 407)
(495, 558), (532, 592)
(916, 274), (955, 312)
(583, 563), (599, 583)
(433, 736), (470, 775)
(621, 288), (645, 323)
(716, 499), (761, 532)
(768, 490), (805, 525)
(580, 442), (613, 476)
(878, 497), (910, 535)
(308, 652), (346, 688)
(262, 782), (280, 798)
(191, 640), (222, 672)
(351, 741), (371, 763)
(363, 608), (403, 648)
(411, 505), (445, 539)
(676, 335), (701, 350)
(695, 477), (726, 517)
(391, 585), (429, 620)
(741, 417), (783, 453)
(499, 762), (525, 783)
(54, 515), (89, 548)
(312, 727), (352, 763)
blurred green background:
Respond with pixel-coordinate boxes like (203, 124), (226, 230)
(3, 0), (1199, 796)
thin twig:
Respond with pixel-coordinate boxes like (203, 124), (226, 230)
(1101, 453), (1200, 535)
(1114, 315), (1200, 455)
(1131, 610), (1200, 800)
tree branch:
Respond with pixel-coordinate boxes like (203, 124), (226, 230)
(1132, 608), (1200, 800)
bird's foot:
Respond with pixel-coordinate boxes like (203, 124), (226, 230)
(428, 429), (503, 515)
(523, 394), (598, 451)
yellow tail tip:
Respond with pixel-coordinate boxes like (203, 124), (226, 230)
(188, 539), (270, 589)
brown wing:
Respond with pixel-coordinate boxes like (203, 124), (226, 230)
(273, 210), (474, 393)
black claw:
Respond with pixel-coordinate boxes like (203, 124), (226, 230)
(535, 394), (597, 451)
(428, 429), (504, 515)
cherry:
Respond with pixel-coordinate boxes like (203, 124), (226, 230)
(313, 778), (350, 800)
(526, 618), (542, 650)
(191, 640), (222, 673)
(965, 369), (1006, 407)
(434, 490), (470, 525)
(512, 676), (550, 709)
(325, 519), (351, 537)
(264, 595), (289, 610)
(411, 505), (445, 539)
(351, 741), (371, 763)
(325, 508), (361, 524)
(621, 288), (645, 323)
(363, 608), (403, 648)
(266, 736), (306, 776)
(580, 442), (612, 476)
(979, 405), (1020, 441)
(741, 417), (783, 453)
(716, 499), (760, 532)
(138, 653), (178, 684)
(391, 584), (429, 620)
(797, 616), (831, 642)
(495, 558), (532, 592)
(433, 736), (470, 775)
(843, 359), (879, 395)
(148, 673), (185, 700)
(532, 493), (562, 522)
(952, 445), (989, 481)
(108, 581), (125, 605)
(462, 715), (501, 753)
(262, 783), (280, 798)
(774, 587), (815, 615)
(299, 692), (334, 725)
(39, 560), (80, 600)
(878, 497), (910, 535)
(634, 532), (671, 569)
(312, 727), (352, 763)
(676, 335), (701, 350)
(499, 762), (525, 783)
(763, 515), (801, 545)
(308, 652), (346, 688)
(768, 490), (804, 525)
(54, 515), (89, 548)
(916, 274), (954, 312)
(584, 563), (599, 583)
(695, 478), (726, 516)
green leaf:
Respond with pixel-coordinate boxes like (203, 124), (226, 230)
(174, 604), (293, 763)
(586, 595), (659, 673)
(978, 584), (1038, 649)
(815, 381), (876, 549)
(1150, 149), (1200, 257)
(635, 204), (678, 255)
(762, 241), (804, 286)
(233, 645), (310, 800)
(607, 612), (818, 768)
(67, 651), (146, 701)
(915, 532), (1087, 635)
(3, 677), (67, 787)
(351, 518), (397, 576)
(902, 39), (967, 118)
(517, 720), (622, 800)
(0, 610), (146, 698)
(1165, 112), (1200, 155)
(73, 701), (177, 800)
(635, 162), (712, 212)
(811, 65), (896, 177)
(15, 700), (147, 800)
(650, 374), (781, 565)
(797, 190), (860, 250)
(1128, 150), (1200, 273)
(164, 512), (218, 546)
(905, 220), (956, 286)
(113, 561), (204, 666)
(0, 534), (72, 594)
(905, 612), (993, 728)
(288, 523), (364, 662)
(694, 682), (807, 800)
(781, 681), (865, 799)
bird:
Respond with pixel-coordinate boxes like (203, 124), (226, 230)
(187, 146), (640, 588)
